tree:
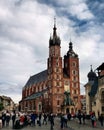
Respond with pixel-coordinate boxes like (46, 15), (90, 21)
(0, 103), (4, 111)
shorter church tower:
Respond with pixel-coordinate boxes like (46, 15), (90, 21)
(63, 41), (81, 111)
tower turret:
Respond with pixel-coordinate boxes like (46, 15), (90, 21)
(63, 40), (81, 111)
(87, 65), (97, 81)
(66, 41), (78, 58)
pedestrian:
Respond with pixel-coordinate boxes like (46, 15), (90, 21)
(19, 114), (25, 128)
(11, 110), (16, 128)
(60, 113), (64, 129)
(5, 111), (11, 127)
(63, 113), (68, 127)
(67, 112), (71, 121)
(43, 113), (47, 125)
(91, 112), (96, 127)
(78, 110), (82, 124)
(98, 113), (104, 127)
(2, 112), (6, 127)
(82, 112), (86, 124)
(30, 112), (37, 126)
(38, 113), (42, 126)
(0, 113), (2, 128)
(50, 113), (54, 130)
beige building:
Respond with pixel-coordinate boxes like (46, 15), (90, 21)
(0, 95), (15, 111)
(85, 63), (104, 118)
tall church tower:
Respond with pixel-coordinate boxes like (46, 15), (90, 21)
(47, 19), (64, 113)
(64, 42), (81, 111)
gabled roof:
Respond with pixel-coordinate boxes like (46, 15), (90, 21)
(96, 63), (104, 70)
(24, 70), (48, 88)
(0, 95), (11, 100)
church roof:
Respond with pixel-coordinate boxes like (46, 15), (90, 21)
(24, 88), (48, 100)
(24, 70), (48, 88)
(87, 65), (97, 81)
(88, 77), (98, 97)
(96, 62), (104, 70)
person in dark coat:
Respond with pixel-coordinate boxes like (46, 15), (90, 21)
(82, 112), (86, 124)
(5, 111), (11, 126)
(38, 113), (42, 126)
(43, 113), (47, 125)
(78, 110), (82, 124)
(99, 114), (104, 127)
(50, 113), (54, 130)
(60, 113), (64, 129)
(2, 112), (6, 127)
(12, 111), (16, 128)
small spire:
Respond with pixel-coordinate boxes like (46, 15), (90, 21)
(69, 41), (73, 51)
(70, 37), (71, 43)
(90, 65), (93, 71)
(54, 17), (56, 28)
(53, 17), (57, 36)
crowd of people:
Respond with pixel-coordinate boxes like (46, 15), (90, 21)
(0, 110), (104, 129)
(0, 110), (55, 129)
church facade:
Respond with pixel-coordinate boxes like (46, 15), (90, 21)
(19, 21), (81, 114)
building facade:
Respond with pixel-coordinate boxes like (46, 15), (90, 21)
(85, 63), (104, 118)
(80, 95), (86, 112)
(0, 95), (15, 111)
(19, 22), (81, 114)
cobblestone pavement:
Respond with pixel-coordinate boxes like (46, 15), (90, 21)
(68, 118), (104, 130)
(1, 117), (104, 130)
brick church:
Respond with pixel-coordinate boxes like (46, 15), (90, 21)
(19, 20), (81, 114)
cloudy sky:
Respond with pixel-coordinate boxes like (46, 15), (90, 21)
(0, 0), (104, 103)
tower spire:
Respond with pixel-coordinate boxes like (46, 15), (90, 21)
(90, 65), (93, 71)
(54, 17), (56, 28)
(69, 41), (73, 51)
(53, 17), (57, 36)
(49, 18), (61, 46)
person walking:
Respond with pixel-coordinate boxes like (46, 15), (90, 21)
(5, 111), (11, 127)
(82, 112), (86, 124)
(60, 113), (64, 129)
(2, 112), (6, 127)
(50, 113), (54, 130)
(43, 113), (47, 125)
(38, 113), (42, 126)
(63, 113), (68, 128)
(98, 113), (104, 127)
(30, 112), (37, 126)
(91, 112), (96, 127)
(78, 110), (82, 124)
(11, 110), (16, 128)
